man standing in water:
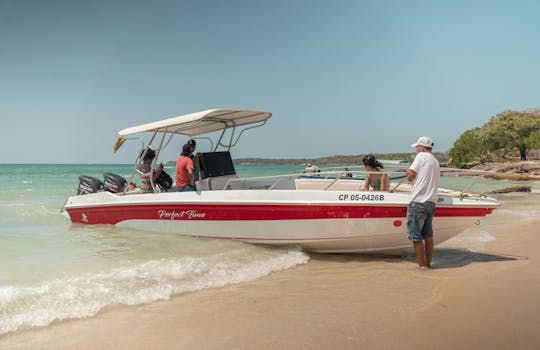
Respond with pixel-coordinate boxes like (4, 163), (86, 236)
(406, 136), (441, 269)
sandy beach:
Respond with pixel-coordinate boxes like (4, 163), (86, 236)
(1, 193), (539, 350)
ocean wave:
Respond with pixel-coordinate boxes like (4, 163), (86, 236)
(0, 203), (27, 208)
(443, 230), (496, 250)
(0, 247), (308, 335)
(19, 205), (62, 217)
(470, 230), (496, 243)
(501, 208), (540, 219)
(0, 205), (65, 225)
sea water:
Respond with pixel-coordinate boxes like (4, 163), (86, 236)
(0, 164), (310, 335)
(0, 163), (538, 335)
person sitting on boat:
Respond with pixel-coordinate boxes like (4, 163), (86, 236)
(139, 148), (163, 192)
(341, 167), (353, 178)
(176, 143), (197, 192)
(362, 155), (389, 191)
(303, 163), (320, 175)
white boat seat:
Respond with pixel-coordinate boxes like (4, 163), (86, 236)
(295, 178), (364, 191)
(196, 175), (241, 191)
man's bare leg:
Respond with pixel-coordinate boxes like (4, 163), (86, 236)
(425, 237), (434, 268)
(413, 240), (426, 268)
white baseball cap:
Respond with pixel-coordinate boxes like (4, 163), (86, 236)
(411, 136), (434, 148)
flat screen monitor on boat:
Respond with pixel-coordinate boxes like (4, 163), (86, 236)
(198, 151), (236, 178)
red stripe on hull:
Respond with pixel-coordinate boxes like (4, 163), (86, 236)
(66, 203), (495, 225)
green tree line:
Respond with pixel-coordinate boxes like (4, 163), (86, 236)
(449, 109), (540, 167)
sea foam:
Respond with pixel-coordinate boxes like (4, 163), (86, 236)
(0, 247), (308, 335)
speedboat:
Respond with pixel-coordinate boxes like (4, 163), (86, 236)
(64, 109), (499, 253)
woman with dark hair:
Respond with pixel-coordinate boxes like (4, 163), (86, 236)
(139, 148), (163, 192)
(187, 139), (196, 152)
(176, 143), (196, 191)
(186, 139), (197, 161)
(362, 154), (389, 191)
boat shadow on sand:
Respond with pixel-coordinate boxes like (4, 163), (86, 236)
(308, 248), (525, 270)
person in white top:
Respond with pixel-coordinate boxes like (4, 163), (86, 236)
(406, 136), (441, 269)
(303, 163), (320, 175)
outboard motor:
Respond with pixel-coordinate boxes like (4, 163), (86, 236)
(77, 175), (104, 195)
(103, 173), (127, 193)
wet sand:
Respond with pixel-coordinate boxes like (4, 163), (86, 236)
(1, 194), (539, 350)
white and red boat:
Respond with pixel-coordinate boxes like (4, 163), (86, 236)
(64, 109), (499, 253)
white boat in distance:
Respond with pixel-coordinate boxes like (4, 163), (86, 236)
(64, 109), (499, 253)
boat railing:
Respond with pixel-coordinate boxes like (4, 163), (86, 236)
(439, 168), (498, 198)
(212, 170), (408, 192)
(211, 167), (499, 198)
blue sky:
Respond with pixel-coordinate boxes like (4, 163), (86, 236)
(1, 0), (539, 163)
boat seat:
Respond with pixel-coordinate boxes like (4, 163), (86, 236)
(294, 178), (364, 191)
(196, 174), (242, 191)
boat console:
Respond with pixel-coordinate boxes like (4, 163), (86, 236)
(195, 151), (236, 179)
(194, 151), (240, 190)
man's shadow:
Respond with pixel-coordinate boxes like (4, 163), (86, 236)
(423, 248), (525, 269)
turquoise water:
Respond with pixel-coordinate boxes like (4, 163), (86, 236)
(0, 163), (538, 336)
(0, 164), (309, 335)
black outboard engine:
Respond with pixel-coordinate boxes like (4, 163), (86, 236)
(103, 173), (127, 193)
(78, 175), (104, 195)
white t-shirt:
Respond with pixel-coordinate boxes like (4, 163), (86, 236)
(409, 152), (440, 203)
(304, 165), (320, 174)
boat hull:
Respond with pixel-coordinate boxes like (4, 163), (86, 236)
(64, 190), (498, 253)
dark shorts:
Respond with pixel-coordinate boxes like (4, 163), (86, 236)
(177, 185), (196, 192)
(407, 201), (436, 241)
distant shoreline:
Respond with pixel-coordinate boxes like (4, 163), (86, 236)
(3, 157), (539, 178)
(470, 160), (540, 180)
(234, 152), (448, 166)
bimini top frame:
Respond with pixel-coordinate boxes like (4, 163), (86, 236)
(113, 109), (272, 191)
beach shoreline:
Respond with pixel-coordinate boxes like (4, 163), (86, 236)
(471, 160), (540, 180)
(1, 194), (539, 350)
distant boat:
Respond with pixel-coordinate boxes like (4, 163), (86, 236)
(378, 159), (409, 165)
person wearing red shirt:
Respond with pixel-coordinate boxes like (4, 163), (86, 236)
(176, 144), (196, 191)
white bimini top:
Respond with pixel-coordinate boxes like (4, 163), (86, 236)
(118, 109), (272, 137)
